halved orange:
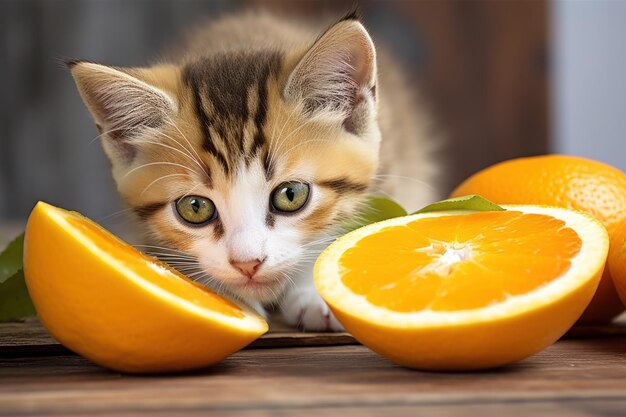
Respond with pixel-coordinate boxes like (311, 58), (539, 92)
(315, 205), (608, 370)
(23, 202), (268, 373)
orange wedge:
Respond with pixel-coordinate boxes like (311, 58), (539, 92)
(23, 202), (268, 373)
(315, 205), (608, 370)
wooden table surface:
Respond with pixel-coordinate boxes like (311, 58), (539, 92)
(2, 321), (626, 416)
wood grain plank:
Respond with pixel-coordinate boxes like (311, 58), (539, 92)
(3, 320), (626, 357)
(0, 321), (357, 357)
(1, 341), (626, 416)
(10, 400), (624, 417)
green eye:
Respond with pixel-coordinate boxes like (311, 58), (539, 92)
(271, 181), (310, 213)
(176, 196), (217, 224)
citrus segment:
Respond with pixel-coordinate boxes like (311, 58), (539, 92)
(24, 202), (268, 373)
(340, 211), (582, 312)
(315, 205), (608, 370)
(450, 155), (626, 323)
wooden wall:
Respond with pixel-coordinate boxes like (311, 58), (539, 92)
(0, 0), (548, 224)
(245, 0), (549, 193)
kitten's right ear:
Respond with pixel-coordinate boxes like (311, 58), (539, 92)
(283, 17), (377, 134)
(68, 61), (176, 161)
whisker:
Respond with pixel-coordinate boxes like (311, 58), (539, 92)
(96, 208), (135, 223)
(161, 261), (201, 267)
(367, 186), (395, 200)
(185, 270), (208, 278)
(274, 116), (328, 159)
(148, 256), (198, 263)
(269, 117), (334, 172)
(144, 251), (197, 258)
(140, 173), (192, 198)
(301, 235), (342, 248)
(87, 125), (145, 145)
(151, 259), (200, 266)
(372, 174), (436, 192)
(162, 116), (211, 180)
(267, 104), (301, 174)
(133, 244), (195, 255)
(276, 137), (328, 161)
(134, 136), (207, 177)
(122, 161), (197, 180)
(196, 275), (216, 287)
(178, 182), (204, 201)
(152, 123), (211, 181)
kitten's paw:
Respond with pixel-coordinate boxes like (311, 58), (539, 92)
(281, 289), (344, 332)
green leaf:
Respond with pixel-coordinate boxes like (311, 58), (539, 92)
(0, 233), (24, 284)
(414, 194), (505, 214)
(0, 233), (35, 321)
(342, 196), (408, 232)
(0, 269), (36, 322)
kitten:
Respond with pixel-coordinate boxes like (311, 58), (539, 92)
(69, 11), (439, 331)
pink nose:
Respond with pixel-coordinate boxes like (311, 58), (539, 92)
(230, 258), (265, 278)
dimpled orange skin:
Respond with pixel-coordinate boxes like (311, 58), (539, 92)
(451, 155), (626, 323)
(609, 220), (626, 307)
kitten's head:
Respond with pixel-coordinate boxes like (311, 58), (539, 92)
(69, 16), (380, 303)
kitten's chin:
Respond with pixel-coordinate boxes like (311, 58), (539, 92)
(226, 279), (287, 304)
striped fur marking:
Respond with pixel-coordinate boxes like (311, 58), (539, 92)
(247, 64), (272, 161)
(182, 51), (281, 176)
(318, 178), (368, 194)
(262, 149), (274, 182)
(265, 212), (276, 228)
(186, 80), (231, 174)
(134, 201), (167, 219)
(212, 219), (225, 240)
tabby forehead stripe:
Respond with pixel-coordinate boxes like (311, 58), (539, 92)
(318, 178), (368, 194)
(249, 131), (266, 163)
(134, 201), (167, 219)
(188, 56), (240, 169)
(262, 149), (274, 182)
(206, 123), (232, 173)
(184, 51), (281, 175)
(184, 68), (230, 175)
(203, 175), (214, 189)
(247, 72), (271, 162)
(241, 85), (259, 156)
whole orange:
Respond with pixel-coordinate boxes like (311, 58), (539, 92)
(451, 154), (626, 324)
(609, 220), (626, 308)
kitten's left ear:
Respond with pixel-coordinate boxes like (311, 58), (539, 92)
(284, 17), (377, 134)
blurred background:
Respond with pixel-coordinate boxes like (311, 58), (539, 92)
(0, 0), (624, 240)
